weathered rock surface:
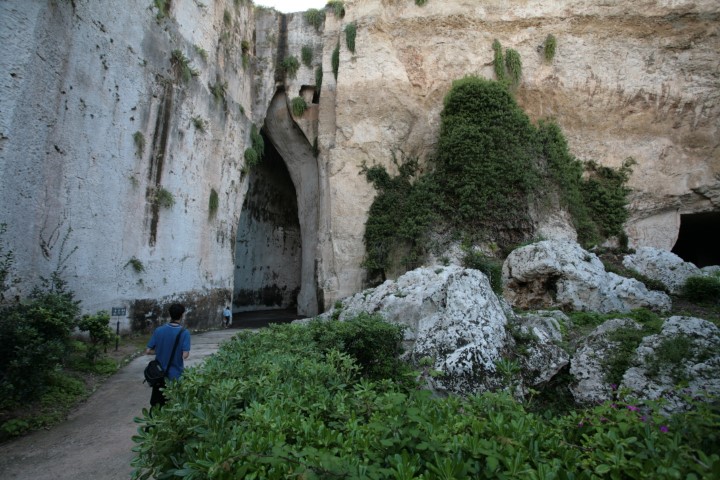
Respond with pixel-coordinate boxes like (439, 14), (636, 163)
(570, 318), (643, 405)
(621, 316), (720, 411)
(321, 266), (512, 395)
(503, 240), (672, 313)
(623, 247), (702, 294)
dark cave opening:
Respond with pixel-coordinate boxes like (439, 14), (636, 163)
(233, 132), (302, 312)
(671, 211), (720, 268)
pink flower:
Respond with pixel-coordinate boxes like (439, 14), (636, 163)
(659, 425), (669, 433)
(626, 405), (639, 412)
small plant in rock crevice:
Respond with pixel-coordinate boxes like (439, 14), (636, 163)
(154, 187), (175, 209)
(345, 22), (357, 53)
(132, 131), (145, 158)
(304, 8), (325, 31)
(416, 0), (428, 6)
(125, 257), (144, 273)
(291, 96), (307, 117)
(505, 48), (522, 86)
(544, 33), (557, 62)
(191, 115), (207, 133)
(280, 56), (300, 79)
(331, 42), (340, 80)
(301, 45), (313, 67)
(208, 188), (219, 218)
(170, 49), (199, 83)
(327, 0), (345, 18)
(209, 80), (227, 103)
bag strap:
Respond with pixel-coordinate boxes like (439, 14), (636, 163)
(164, 327), (185, 377)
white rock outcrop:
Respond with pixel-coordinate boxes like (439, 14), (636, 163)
(323, 266), (511, 395)
(623, 247), (702, 294)
(621, 316), (720, 411)
(503, 240), (672, 313)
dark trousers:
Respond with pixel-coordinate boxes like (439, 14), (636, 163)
(150, 379), (167, 407)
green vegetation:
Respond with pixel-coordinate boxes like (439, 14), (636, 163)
(0, 232), (124, 440)
(208, 188), (219, 218)
(492, 39), (505, 82)
(209, 80), (227, 103)
(462, 248), (503, 294)
(505, 48), (522, 86)
(132, 320), (720, 479)
(416, 0), (428, 6)
(304, 8), (325, 31)
(680, 274), (720, 304)
(362, 77), (633, 281)
(345, 22), (357, 53)
(331, 42), (340, 80)
(193, 44), (208, 61)
(154, 0), (169, 19)
(544, 33), (557, 62)
(132, 131), (145, 158)
(280, 56), (300, 79)
(191, 115), (207, 132)
(327, 0), (345, 17)
(291, 96), (308, 117)
(154, 187), (175, 209)
(170, 49), (199, 83)
(223, 8), (232, 27)
(125, 256), (145, 273)
(301, 45), (313, 67)
(243, 124), (264, 169)
(77, 311), (116, 363)
(315, 65), (323, 93)
(602, 309), (663, 386)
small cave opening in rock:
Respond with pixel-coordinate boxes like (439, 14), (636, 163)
(233, 131), (302, 320)
(671, 211), (720, 267)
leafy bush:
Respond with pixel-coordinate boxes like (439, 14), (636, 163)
(331, 42), (340, 79)
(308, 312), (407, 381)
(290, 96), (307, 117)
(462, 249), (503, 294)
(0, 279), (80, 401)
(681, 275), (720, 304)
(303, 8), (325, 31)
(280, 56), (300, 79)
(504, 48), (522, 86)
(327, 0), (345, 17)
(131, 322), (720, 479)
(154, 187), (174, 209)
(78, 311), (115, 363)
(244, 147), (259, 167)
(416, 0), (428, 6)
(208, 80), (227, 103)
(492, 39), (505, 82)
(544, 33), (557, 62)
(301, 45), (313, 67)
(170, 49), (199, 83)
(208, 188), (219, 218)
(345, 22), (357, 53)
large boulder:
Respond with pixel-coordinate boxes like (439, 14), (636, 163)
(622, 247), (702, 294)
(502, 240), (671, 313)
(621, 316), (720, 412)
(321, 266), (511, 395)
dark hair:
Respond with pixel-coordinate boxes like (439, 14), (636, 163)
(168, 303), (186, 321)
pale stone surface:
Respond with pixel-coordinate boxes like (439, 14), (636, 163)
(621, 316), (720, 412)
(322, 266), (511, 395)
(2, 0), (718, 324)
(570, 318), (643, 405)
(511, 310), (571, 387)
(623, 246), (703, 293)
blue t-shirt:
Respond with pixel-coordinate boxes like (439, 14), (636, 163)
(147, 324), (191, 380)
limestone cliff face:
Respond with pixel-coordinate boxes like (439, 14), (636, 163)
(1, 0), (718, 327)
(317, 0), (719, 303)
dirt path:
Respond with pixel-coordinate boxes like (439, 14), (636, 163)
(0, 329), (241, 480)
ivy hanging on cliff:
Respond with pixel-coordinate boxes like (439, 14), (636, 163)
(362, 77), (633, 281)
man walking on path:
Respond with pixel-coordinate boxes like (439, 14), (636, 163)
(145, 303), (191, 407)
(222, 305), (232, 328)
(0, 328), (238, 480)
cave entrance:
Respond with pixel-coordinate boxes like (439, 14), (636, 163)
(234, 133), (301, 313)
(233, 90), (321, 319)
(671, 211), (720, 267)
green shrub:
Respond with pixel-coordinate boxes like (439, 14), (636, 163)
(244, 147), (259, 167)
(345, 22), (357, 53)
(191, 115), (207, 132)
(170, 49), (199, 83)
(131, 322), (720, 479)
(681, 275), (720, 304)
(301, 45), (313, 67)
(304, 8), (325, 31)
(154, 187), (174, 209)
(416, 0), (428, 6)
(208, 188), (219, 218)
(223, 8), (232, 26)
(132, 131), (145, 158)
(125, 257), (144, 273)
(308, 312), (407, 382)
(250, 123), (264, 158)
(331, 42), (340, 79)
(327, 0), (345, 17)
(505, 48), (522, 86)
(0, 282), (80, 401)
(280, 56), (300, 79)
(77, 311), (115, 363)
(492, 39), (505, 82)
(462, 249), (503, 294)
(290, 96), (307, 117)
(209, 80), (227, 103)
(544, 33), (557, 62)
(154, 0), (169, 19)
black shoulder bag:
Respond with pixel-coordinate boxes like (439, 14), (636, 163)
(144, 328), (184, 387)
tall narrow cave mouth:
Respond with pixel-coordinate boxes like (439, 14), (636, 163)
(234, 132), (302, 312)
(671, 211), (720, 268)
